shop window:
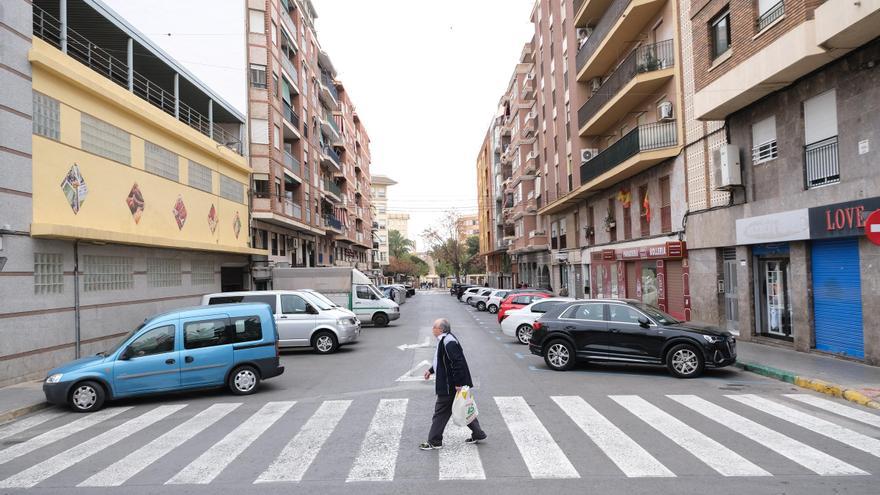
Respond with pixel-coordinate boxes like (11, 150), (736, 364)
(710, 8), (731, 60)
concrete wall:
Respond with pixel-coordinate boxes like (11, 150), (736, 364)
(860, 237), (880, 365)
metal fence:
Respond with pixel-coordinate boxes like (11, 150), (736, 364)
(580, 120), (677, 185)
(756, 1), (785, 32)
(804, 136), (840, 189)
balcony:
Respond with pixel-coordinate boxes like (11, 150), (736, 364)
(280, 56), (299, 90)
(524, 150), (538, 174)
(281, 197), (303, 220)
(578, 39), (675, 136)
(323, 178), (343, 202)
(320, 145), (341, 170)
(319, 71), (339, 109)
(282, 150), (302, 178)
(521, 120), (536, 138)
(323, 214), (344, 234)
(522, 74), (535, 98)
(282, 104), (301, 138)
(576, 0), (668, 83)
(804, 136), (840, 189)
(582, 120), (677, 186)
(575, 0), (615, 28)
(321, 112), (342, 144)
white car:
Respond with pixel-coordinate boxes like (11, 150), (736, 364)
(460, 287), (482, 304)
(468, 288), (497, 310)
(501, 297), (576, 344)
(484, 290), (512, 314)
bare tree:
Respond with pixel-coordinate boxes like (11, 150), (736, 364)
(421, 210), (473, 283)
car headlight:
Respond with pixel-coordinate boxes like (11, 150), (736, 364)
(46, 373), (63, 384)
(702, 335), (721, 343)
(338, 318), (354, 326)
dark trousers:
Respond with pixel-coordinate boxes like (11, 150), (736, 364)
(428, 393), (485, 445)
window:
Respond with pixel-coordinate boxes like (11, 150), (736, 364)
(804, 90), (839, 188)
(220, 175), (245, 203)
(586, 206), (595, 245)
(751, 116), (778, 164)
(281, 294), (309, 314)
(184, 319), (230, 349)
(127, 325), (175, 357)
(559, 218), (567, 249)
(81, 113), (131, 164)
(274, 124), (281, 149)
(271, 21), (277, 45)
(623, 192), (632, 241)
(550, 221), (558, 249)
(34, 253), (63, 294)
(243, 294), (277, 312)
(248, 9), (264, 33)
(230, 316), (262, 343)
(756, 0), (785, 31)
(356, 285), (374, 300)
(249, 64), (267, 89)
(660, 176), (672, 233)
(512, 295), (532, 305)
(639, 185), (650, 236)
(254, 178), (270, 198)
(607, 198), (617, 242)
(188, 160), (213, 193)
(271, 232), (278, 256)
(191, 259), (215, 285)
(608, 304), (645, 324)
(144, 141), (179, 181)
(251, 118), (269, 144)
(561, 303), (603, 320)
(710, 9), (731, 59)
(33, 92), (60, 139)
(84, 255), (133, 291)
(530, 301), (557, 313)
(147, 258), (182, 288)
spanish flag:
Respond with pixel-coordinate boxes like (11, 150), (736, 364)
(643, 190), (651, 223)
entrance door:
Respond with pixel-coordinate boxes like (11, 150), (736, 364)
(812, 238), (864, 358)
(722, 248), (739, 334)
(759, 259), (791, 337)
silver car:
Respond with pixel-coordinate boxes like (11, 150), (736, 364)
(468, 288), (497, 311)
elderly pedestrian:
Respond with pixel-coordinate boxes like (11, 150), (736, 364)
(420, 318), (487, 450)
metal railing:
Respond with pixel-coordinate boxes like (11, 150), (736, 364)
(576, 0), (631, 73)
(281, 56), (298, 87)
(324, 112), (341, 136)
(580, 120), (677, 185)
(756, 1), (785, 32)
(322, 145), (341, 164)
(280, 197), (302, 219)
(804, 136), (840, 189)
(324, 178), (342, 197)
(321, 71), (339, 101)
(283, 103), (301, 129)
(32, 5), (241, 154)
(283, 150), (301, 176)
(578, 39), (675, 129)
(324, 214), (343, 231)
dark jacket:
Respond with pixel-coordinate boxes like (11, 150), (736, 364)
(428, 333), (474, 396)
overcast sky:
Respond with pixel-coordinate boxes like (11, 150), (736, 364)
(104, 0), (535, 250)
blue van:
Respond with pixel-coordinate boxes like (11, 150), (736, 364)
(43, 303), (284, 412)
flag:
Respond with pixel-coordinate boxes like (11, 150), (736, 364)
(643, 190), (651, 223)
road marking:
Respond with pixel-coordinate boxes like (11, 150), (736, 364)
(167, 401), (295, 485)
(729, 394), (880, 459)
(79, 403), (240, 487)
(554, 396), (672, 477)
(397, 338), (432, 351)
(0, 406), (130, 465)
(0, 405), (184, 488)
(347, 398), (408, 482)
(495, 336), (501, 340)
(256, 400), (351, 483)
(395, 360), (434, 382)
(611, 395), (768, 477)
(669, 395), (867, 476)
(0, 410), (67, 442)
(784, 394), (880, 429)
(515, 352), (525, 359)
(439, 425), (486, 480)
(528, 365), (552, 373)
(494, 396), (579, 479)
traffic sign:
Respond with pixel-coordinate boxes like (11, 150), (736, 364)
(866, 209), (880, 246)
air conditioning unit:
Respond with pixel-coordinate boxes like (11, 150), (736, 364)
(657, 101), (674, 121)
(580, 148), (599, 164)
(712, 145), (742, 190)
(589, 77), (601, 93)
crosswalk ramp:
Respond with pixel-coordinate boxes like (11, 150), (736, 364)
(0, 393), (879, 487)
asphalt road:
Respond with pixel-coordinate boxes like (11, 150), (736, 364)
(2, 290), (880, 494)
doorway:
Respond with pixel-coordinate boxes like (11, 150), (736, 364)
(757, 259), (792, 338)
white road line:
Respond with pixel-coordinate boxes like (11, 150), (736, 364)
(347, 398), (408, 482)
(0, 405), (184, 488)
(553, 396), (673, 478)
(729, 394), (880, 459)
(0, 407), (130, 465)
(79, 403), (240, 487)
(495, 396), (579, 479)
(256, 400), (351, 483)
(785, 394), (880, 429)
(669, 395), (866, 476)
(610, 395), (768, 477)
(0, 410), (67, 442)
(439, 425), (486, 480)
(166, 401), (295, 485)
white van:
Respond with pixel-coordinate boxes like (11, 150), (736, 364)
(201, 290), (360, 354)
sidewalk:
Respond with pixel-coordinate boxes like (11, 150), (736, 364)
(0, 380), (48, 424)
(737, 340), (880, 409)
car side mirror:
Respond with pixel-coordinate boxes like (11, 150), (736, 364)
(306, 304), (319, 315)
(638, 317), (651, 328)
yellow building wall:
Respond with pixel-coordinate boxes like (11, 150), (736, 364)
(29, 39), (263, 255)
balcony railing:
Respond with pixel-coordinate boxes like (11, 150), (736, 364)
(324, 178), (343, 198)
(322, 145), (341, 165)
(324, 214), (344, 231)
(32, 5), (242, 154)
(578, 39), (674, 130)
(580, 120), (677, 185)
(756, 1), (785, 32)
(281, 56), (298, 87)
(283, 103), (301, 130)
(324, 112), (341, 136)
(321, 72), (339, 101)
(804, 136), (840, 189)
(576, 0), (631, 73)
(283, 150), (301, 176)
(281, 197), (302, 219)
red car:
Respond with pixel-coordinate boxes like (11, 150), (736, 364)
(498, 292), (551, 323)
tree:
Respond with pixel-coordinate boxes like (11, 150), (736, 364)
(388, 229), (415, 260)
(422, 210), (480, 282)
(409, 255), (429, 277)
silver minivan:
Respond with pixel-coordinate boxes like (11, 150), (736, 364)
(201, 290), (360, 354)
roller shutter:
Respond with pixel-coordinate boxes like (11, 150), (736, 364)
(812, 238), (863, 359)
(666, 260), (685, 320)
(626, 262), (638, 299)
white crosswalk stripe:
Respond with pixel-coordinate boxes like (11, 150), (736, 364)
(611, 395), (769, 477)
(439, 425), (486, 480)
(256, 400), (351, 483)
(80, 403), (240, 487)
(166, 401), (295, 485)
(0, 410), (67, 442)
(670, 395), (867, 476)
(0, 406), (130, 466)
(553, 395), (673, 477)
(495, 396), (579, 479)
(0, 405), (184, 488)
(785, 394), (880, 429)
(347, 398), (408, 482)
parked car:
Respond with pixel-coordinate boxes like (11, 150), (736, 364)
(529, 299), (736, 378)
(380, 285), (406, 305)
(454, 284), (476, 298)
(498, 292), (552, 323)
(484, 288), (551, 313)
(501, 297), (576, 344)
(202, 291), (360, 354)
(43, 303), (284, 412)
(467, 288), (497, 310)
(404, 284), (416, 297)
(460, 287), (483, 304)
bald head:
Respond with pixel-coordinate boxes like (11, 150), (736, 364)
(432, 318), (451, 337)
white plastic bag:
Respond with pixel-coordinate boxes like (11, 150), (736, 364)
(451, 386), (478, 426)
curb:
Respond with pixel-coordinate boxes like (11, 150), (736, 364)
(735, 361), (880, 410)
(0, 401), (50, 425)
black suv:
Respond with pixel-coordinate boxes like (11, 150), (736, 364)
(529, 299), (735, 378)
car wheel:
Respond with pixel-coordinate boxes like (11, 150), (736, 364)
(488, 304), (498, 314)
(465, 297), (472, 304)
(69, 380), (105, 412)
(516, 324), (533, 345)
(312, 331), (339, 354)
(544, 340), (575, 371)
(666, 343), (705, 378)
(477, 301), (486, 311)
(373, 312), (390, 327)
(229, 365), (261, 395)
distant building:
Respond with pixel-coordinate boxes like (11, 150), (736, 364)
(387, 212), (410, 240)
(371, 174), (397, 267)
(457, 214), (480, 241)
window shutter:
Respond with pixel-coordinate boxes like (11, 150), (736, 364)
(804, 90), (837, 145)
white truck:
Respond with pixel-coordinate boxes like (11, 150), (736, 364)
(271, 267), (400, 327)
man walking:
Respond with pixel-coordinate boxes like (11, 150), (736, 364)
(420, 318), (487, 450)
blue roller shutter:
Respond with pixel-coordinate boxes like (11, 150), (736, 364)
(811, 238), (863, 358)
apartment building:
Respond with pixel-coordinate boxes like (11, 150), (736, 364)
(246, 0), (373, 286)
(387, 212), (410, 239)
(456, 214), (480, 241)
(684, 0), (880, 362)
(371, 174), (397, 267)
(0, 0), (263, 384)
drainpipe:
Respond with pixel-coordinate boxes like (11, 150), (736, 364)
(127, 38), (133, 92)
(73, 240), (81, 358)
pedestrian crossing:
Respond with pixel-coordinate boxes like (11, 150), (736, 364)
(0, 393), (879, 487)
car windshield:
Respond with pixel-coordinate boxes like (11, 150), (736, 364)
(633, 303), (680, 325)
(305, 291), (337, 309)
(103, 322), (146, 356)
(301, 292), (333, 311)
